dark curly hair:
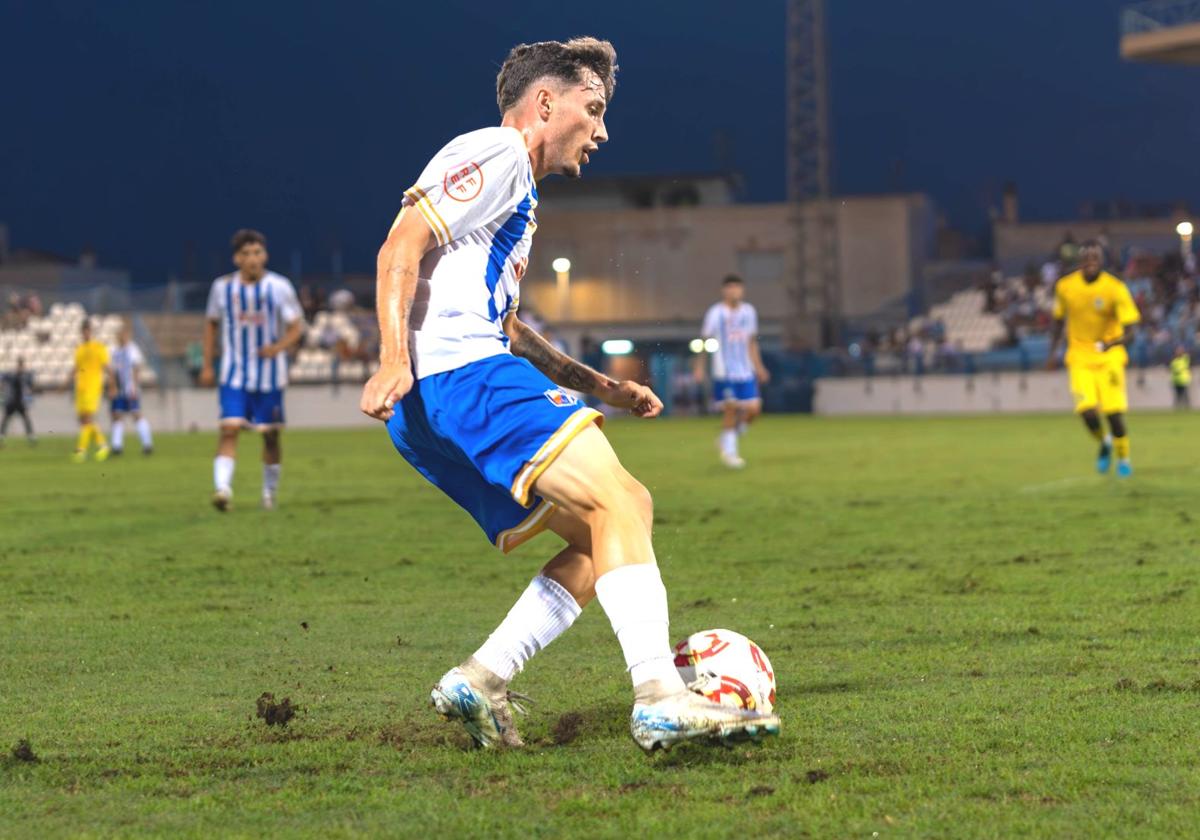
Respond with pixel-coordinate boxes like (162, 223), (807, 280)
(230, 228), (267, 254)
(496, 37), (617, 115)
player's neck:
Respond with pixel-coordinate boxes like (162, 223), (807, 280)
(238, 269), (266, 285)
(500, 118), (545, 180)
(1082, 271), (1102, 284)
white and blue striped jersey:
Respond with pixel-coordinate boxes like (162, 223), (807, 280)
(702, 302), (759, 382)
(205, 271), (303, 392)
(111, 341), (145, 397)
(397, 126), (537, 379)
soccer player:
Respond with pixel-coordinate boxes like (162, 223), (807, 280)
(1170, 346), (1191, 410)
(200, 230), (304, 511)
(73, 319), (110, 462)
(1046, 241), (1140, 477)
(108, 322), (153, 455)
(698, 275), (769, 468)
(360, 38), (779, 752)
(0, 356), (36, 447)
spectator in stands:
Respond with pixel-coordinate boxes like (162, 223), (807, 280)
(1170, 346), (1191, 409)
(299, 285), (320, 322)
(186, 341), (205, 384)
(0, 356), (36, 446)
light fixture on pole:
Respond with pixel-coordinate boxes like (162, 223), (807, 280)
(552, 257), (571, 321)
(1177, 221), (1194, 266)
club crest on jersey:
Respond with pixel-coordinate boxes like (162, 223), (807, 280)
(1094, 297), (1105, 310)
(444, 162), (484, 202)
(544, 388), (579, 408)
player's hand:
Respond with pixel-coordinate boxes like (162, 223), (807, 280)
(198, 367), (215, 387)
(757, 367), (771, 384)
(602, 380), (663, 418)
(259, 343), (281, 359)
(361, 362), (413, 421)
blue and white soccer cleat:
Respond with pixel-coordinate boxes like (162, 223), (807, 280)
(630, 688), (781, 752)
(1116, 459), (1133, 478)
(1096, 440), (1113, 474)
(430, 666), (527, 748)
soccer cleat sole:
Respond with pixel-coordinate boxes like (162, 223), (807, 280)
(631, 710), (781, 753)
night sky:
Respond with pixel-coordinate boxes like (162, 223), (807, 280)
(3, 0), (1198, 283)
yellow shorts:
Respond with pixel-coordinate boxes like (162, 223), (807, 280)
(1069, 361), (1127, 414)
(75, 387), (102, 416)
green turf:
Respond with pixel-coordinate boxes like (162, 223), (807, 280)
(3, 413), (1200, 838)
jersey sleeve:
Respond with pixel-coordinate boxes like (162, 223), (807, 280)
(1115, 282), (1141, 326)
(130, 344), (145, 367)
(276, 278), (303, 324)
(701, 306), (719, 338)
(206, 280), (224, 320)
(746, 304), (759, 336)
(1052, 282), (1065, 320)
(399, 133), (526, 247)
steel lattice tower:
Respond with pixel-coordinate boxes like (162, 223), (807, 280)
(786, 0), (839, 348)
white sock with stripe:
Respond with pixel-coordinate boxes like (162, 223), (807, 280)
(214, 455), (235, 493)
(473, 574), (582, 681)
(593, 563), (687, 693)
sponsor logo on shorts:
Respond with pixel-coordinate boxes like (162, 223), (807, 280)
(544, 388), (579, 407)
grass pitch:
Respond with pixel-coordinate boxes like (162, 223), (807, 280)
(3, 412), (1200, 837)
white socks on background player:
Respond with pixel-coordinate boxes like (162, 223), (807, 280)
(112, 422), (125, 452)
(263, 463), (281, 499)
(594, 563), (687, 697)
(137, 418), (153, 449)
(116, 419), (153, 452)
(473, 574), (582, 681)
(213, 457), (280, 499)
(720, 428), (739, 458)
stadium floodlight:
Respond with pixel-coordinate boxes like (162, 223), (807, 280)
(704, 338), (719, 353)
(689, 338), (705, 353)
(551, 257), (572, 273)
(601, 339), (634, 355)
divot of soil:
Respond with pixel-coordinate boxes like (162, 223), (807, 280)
(300, 621), (309, 631)
(551, 711), (584, 745)
(1114, 677), (1137, 691)
(256, 692), (297, 727)
(11, 739), (37, 762)
(748, 785), (775, 797)
(805, 769), (829, 784)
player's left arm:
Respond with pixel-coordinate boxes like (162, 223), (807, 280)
(503, 314), (662, 418)
(261, 319), (304, 358)
(1100, 284), (1142, 351)
(749, 336), (770, 384)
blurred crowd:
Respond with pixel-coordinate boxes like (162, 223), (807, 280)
(2, 292), (44, 331)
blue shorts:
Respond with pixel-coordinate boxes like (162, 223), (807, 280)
(713, 379), (760, 403)
(219, 386), (285, 427)
(386, 354), (602, 553)
(111, 395), (140, 414)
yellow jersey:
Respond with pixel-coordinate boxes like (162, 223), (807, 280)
(74, 340), (110, 393)
(1171, 354), (1192, 386)
(1052, 271), (1140, 368)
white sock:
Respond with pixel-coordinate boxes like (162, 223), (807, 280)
(263, 463), (281, 497)
(136, 418), (153, 449)
(593, 563), (686, 692)
(736, 420), (747, 436)
(473, 574), (582, 681)
(720, 428), (738, 456)
(111, 422), (125, 451)
(214, 455), (235, 493)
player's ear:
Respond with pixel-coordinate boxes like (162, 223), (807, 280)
(536, 88), (553, 122)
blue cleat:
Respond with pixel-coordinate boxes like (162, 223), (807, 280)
(1116, 459), (1133, 478)
(430, 663), (527, 748)
(629, 684), (780, 752)
(1096, 440), (1113, 474)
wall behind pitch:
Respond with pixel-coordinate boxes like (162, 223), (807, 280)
(814, 369), (1183, 415)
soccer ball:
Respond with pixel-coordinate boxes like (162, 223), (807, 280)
(674, 628), (776, 713)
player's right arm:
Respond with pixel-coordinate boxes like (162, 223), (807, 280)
(359, 208), (437, 421)
(200, 282), (222, 387)
(1046, 283), (1066, 371)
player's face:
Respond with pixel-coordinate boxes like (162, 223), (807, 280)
(118, 326), (131, 345)
(546, 72), (608, 178)
(234, 243), (268, 279)
(1080, 248), (1103, 277)
(722, 283), (744, 305)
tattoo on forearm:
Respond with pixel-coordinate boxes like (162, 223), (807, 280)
(512, 324), (610, 394)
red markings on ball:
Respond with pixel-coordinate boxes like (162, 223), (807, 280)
(443, 162), (484, 202)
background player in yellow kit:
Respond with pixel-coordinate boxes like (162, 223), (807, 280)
(1046, 241), (1140, 477)
(72, 319), (111, 462)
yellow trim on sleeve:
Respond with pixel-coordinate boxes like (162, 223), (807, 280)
(404, 186), (452, 246)
(510, 407), (604, 507)
(495, 499), (556, 554)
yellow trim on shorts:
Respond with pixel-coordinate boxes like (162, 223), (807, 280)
(495, 499), (556, 554)
(510, 406), (604, 507)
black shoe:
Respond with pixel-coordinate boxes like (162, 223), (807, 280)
(110, 448), (124, 457)
(142, 447), (153, 456)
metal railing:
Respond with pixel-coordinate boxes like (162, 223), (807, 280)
(1122, 0), (1200, 35)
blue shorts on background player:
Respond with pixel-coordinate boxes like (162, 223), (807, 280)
(219, 386), (285, 427)
(712, 379), (759, 404)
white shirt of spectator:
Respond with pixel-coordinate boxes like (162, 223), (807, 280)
(396, 126), (537, 379)
(205, 271), (303, 392)
(702, 302), (759, 382)
(111, 342), (145, 398)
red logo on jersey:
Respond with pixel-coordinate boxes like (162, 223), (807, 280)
(443, 162), (484, 202)
(513, 256), (528, 282)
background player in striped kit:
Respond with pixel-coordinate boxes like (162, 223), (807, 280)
(698, 275), (769, 468)
(200, 230), (304, 511)
(107, 321), (153, 455)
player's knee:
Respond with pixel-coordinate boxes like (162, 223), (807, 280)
(616, 470), (654, 533)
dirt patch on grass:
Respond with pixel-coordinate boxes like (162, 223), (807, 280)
(255, 692), (297, 727)
(11, 739), (37, 762)
(805, 769), (829, 784)
(551, 712), (584, 745)
(748, 785), (775, 797)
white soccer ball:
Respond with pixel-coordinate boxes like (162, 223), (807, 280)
(673, 628), (776, 713)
